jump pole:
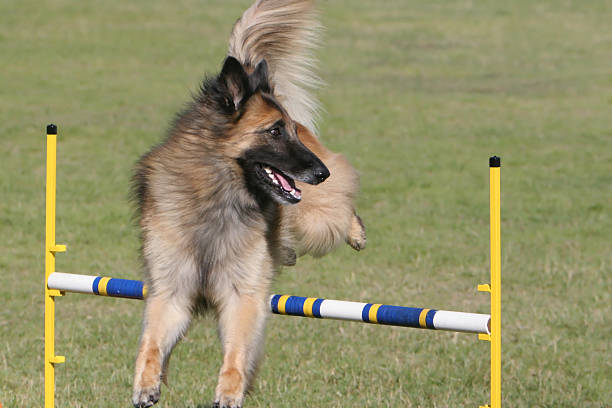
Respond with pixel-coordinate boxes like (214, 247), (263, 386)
(44, 124), (501, 407)
(479, 155), (502, 408)
(44, 124), (65, 408)
(46, 272), (491, 334)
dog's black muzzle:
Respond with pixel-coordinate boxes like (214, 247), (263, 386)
(284, 142), (329, 185)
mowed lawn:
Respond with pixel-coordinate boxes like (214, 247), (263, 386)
(1, 0), (610, 406)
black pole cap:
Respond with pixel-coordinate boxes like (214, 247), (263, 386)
(489, 156), (500, 167)
(47, 124), (57, 135)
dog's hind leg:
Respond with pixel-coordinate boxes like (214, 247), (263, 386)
(284, 123), (366, 258)
(132, 292), (193, 407)
(213, 289), (269, 408)
(346, 212), (367, 251)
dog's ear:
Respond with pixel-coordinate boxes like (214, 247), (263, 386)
(249, 59), (271, 94)
(220, 56), (251, 111)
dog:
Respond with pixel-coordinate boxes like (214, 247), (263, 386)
(131, 1), (366, 407)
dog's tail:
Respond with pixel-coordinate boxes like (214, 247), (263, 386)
(228, 0), (322, 132)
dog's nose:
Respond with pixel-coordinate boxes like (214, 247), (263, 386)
(314, 165), (330, 183)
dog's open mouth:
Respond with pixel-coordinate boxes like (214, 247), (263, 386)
(257, 164), (302, 203)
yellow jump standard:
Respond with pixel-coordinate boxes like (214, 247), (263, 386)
(44, 124), (502, 407)
(479, 155), (502, 408)
(44, 124), (65, 408)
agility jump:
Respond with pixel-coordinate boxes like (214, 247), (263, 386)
(44, 124), (502, 407)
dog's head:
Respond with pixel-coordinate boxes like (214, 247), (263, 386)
(213, 56), (329, 204)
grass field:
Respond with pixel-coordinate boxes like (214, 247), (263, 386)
(1, 0), (611, 406)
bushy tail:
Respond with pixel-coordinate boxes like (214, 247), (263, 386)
(228, 0), (322, 132)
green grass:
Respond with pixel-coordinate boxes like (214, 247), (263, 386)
(1, 0), (611, 406)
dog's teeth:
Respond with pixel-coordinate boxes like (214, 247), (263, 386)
(264, 167), (272, 174)
(272, 179), (279, 185)
(290, 189), (301, 199)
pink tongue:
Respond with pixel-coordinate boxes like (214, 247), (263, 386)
(274, 172), (293, 192)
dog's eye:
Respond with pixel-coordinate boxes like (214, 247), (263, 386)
(269, 127), (281, 137)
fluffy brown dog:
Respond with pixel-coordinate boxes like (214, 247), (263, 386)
(131, 1), (365, 407)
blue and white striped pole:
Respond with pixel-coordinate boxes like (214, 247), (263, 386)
(270, 294), (490, 334)
(47, 272), (490, 334)
(47, 272), (146, 299)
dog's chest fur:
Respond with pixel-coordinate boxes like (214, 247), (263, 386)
(137, 137), (282, 299)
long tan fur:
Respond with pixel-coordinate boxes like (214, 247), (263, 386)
(131, 2), (365, 407)
(229, 0), (322, 132)
(230, 0), (364, 257)
(286, 124), (366, 257)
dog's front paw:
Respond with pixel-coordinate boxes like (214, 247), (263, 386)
(212, 398), (243, 408)
(132, 384), (161, 408)
(346, 213), (366, 251)
(214, 368), (244, 408)
(213, 394), (243, 408)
